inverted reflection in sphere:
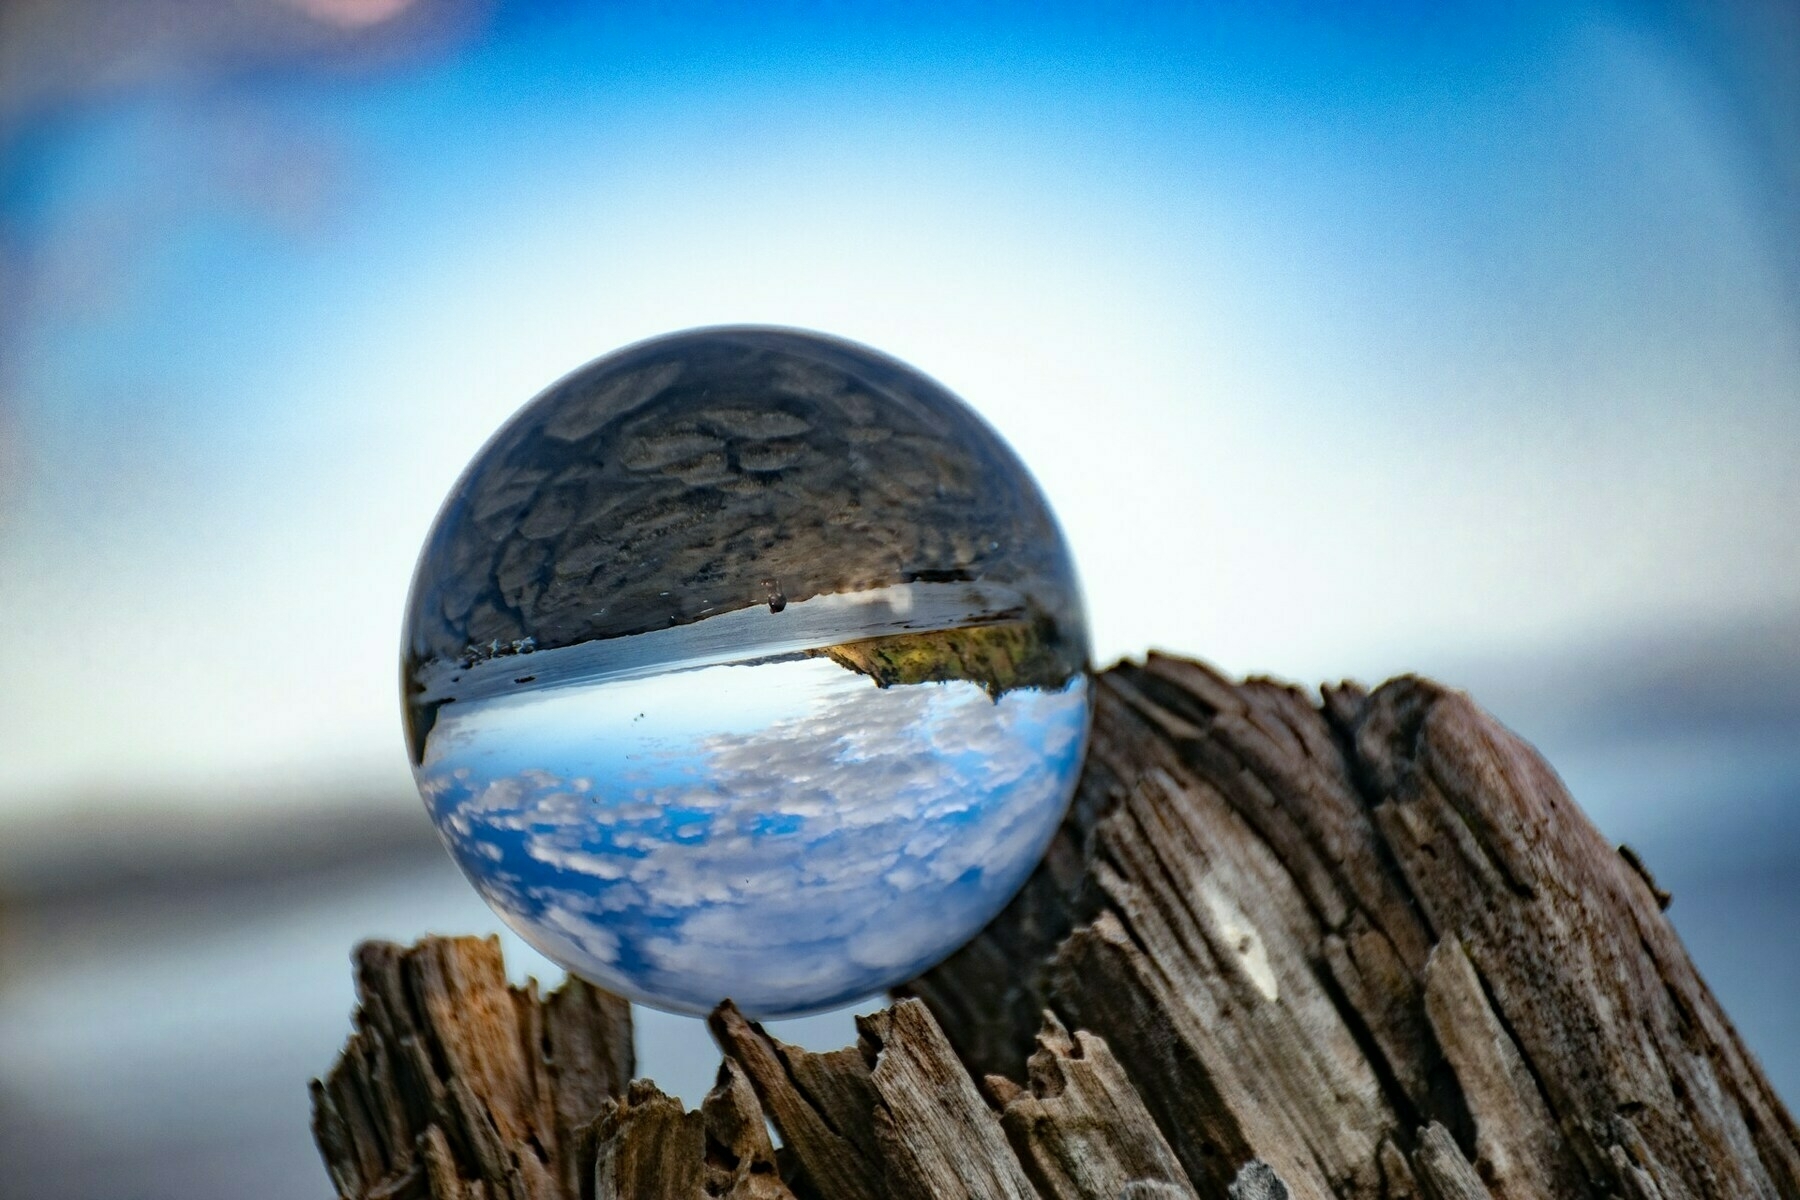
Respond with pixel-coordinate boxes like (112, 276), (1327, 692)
(402, 327), (1090, 1016)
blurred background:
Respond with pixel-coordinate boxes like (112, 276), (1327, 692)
(0, 1), (1796, 1196)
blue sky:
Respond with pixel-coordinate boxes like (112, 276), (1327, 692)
(420, 658), (1090, 1015)
(0, 0), (1795, 818)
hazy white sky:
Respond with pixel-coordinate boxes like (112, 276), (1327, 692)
(1, 3), (1796, 816)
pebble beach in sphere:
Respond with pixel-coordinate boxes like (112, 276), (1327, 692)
(402, 327), (1091, 1016)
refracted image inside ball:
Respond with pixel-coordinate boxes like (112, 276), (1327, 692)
(402, 327), (1091, 1017)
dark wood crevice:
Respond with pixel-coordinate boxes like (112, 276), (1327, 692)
(313, 654), (1800, 1200)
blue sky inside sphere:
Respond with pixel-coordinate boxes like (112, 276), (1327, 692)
(419, 658), (1089, 1016)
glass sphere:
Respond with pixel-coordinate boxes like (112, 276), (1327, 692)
(402, 327), (1090, 1017)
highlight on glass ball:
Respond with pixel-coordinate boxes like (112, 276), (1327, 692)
(401, 327), (1091, 1017)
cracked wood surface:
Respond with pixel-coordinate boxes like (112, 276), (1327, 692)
(315, 654), (1799, 1199)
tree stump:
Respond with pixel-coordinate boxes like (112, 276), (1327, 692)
(312, 654), (1800, 1199)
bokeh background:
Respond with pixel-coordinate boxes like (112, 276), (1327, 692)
(1, 2), (1796, 1196)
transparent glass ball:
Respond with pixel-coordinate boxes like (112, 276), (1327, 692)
(402, 327), (1091, 1017)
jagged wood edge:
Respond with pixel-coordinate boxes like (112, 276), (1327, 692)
(310, 936), (634, 1200)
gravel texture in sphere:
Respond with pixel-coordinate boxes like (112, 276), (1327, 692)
(402, 327), (1090, 1016)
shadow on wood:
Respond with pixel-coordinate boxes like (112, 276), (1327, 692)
(312, 654), (1800, 1199)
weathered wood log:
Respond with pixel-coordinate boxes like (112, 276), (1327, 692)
(313, 654), (1800, 1199)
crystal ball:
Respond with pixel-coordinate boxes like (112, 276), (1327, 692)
(402, 327), (1091, 1016)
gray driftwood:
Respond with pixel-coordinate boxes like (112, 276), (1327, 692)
(313, 654), (1800, 1199)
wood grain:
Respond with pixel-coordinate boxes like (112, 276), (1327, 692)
(311, 936), (631, 1200)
